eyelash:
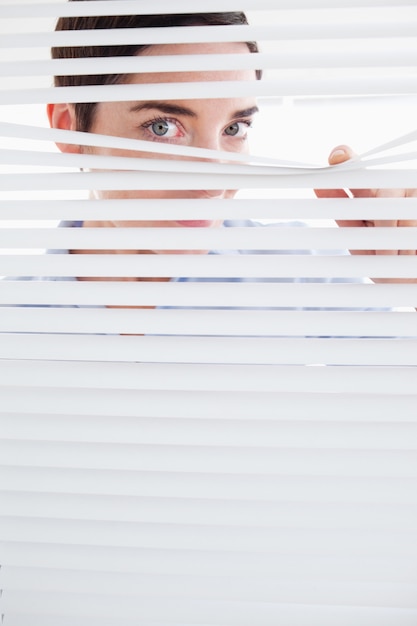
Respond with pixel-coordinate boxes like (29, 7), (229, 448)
(141, 117), (183, 141)
(227, 119), (253, 138)
(140, 116), (254, 141)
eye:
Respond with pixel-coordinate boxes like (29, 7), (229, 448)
(151, 119), (170, 136)
(142, 118), (183, 139)
(224, 121), (251, 138)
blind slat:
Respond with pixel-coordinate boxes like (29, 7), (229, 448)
(3, 614), (411, 626)
(1, 2), (416, 624)
(2, 467), (415, 504)
(3, 47), (417, 77)
(2, 169), (415, 191)
(3, 146), (416, 175)
(1, 197), (417, 221)
(0, 388), (416, 421)
(1, 361), (416, 393)
(2, 411), (417, 448)
(2, 567), (416, 608)
(0, 308), (415, 337)
(2, 226), (417, 250)
(0, 438), (416, 476)
(2, 518), (416, 560)
(2, 0), (416, 19)
(2, 540), (416, 580)
(2, 22), (416, 49)
(2, 591), (416, 626)
(1, 281), (416, 308)
(4, 76), (417, 104)
(1, 336), (417, 365)
(3, 253), (417, 279)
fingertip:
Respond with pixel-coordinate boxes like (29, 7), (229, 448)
(329, 145), (354, 165)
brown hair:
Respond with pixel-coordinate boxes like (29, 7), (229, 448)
(52, 2), (261, 131)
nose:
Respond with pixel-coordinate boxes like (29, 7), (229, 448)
(192, 132), (227, 198)
(193, 128), (224, 158)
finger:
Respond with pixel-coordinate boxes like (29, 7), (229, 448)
(328, 144), (379, 199)
(328, 144), (356, 166)
(314, 188), (349, 199)
(313, 146), (352, 200)
(314, 146), (363, 228)
(314, 145), (370, 202)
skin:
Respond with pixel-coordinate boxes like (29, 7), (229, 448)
(48, 41), (417, 285)
(316, 146), (417, 284)
(47, 42), (258, 261)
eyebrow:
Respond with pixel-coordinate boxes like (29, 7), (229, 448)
(233, 105), (259, 118)
(129, 102), (197, 117)
(129, 101), (259, 119)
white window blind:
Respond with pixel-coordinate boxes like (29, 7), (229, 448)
(1, 1), (417, 624)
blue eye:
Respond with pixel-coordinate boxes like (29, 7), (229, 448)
(224, 121), (251, 138)
(225, 123), (240, 136)
(151, 120), (170, 136)
(144, 118), (181, 139)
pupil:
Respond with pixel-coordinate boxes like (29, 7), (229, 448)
(152, 121), (168, 136)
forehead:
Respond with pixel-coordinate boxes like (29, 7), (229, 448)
(125, 41), (256, 85)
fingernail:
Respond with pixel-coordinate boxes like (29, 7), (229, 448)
(330, 149), (347, 159)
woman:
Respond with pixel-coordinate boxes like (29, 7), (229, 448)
(47, 4), (417, 295)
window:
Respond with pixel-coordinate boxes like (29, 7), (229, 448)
(1, 1), (417, 623)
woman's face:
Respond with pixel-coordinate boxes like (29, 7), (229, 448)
(82, 42), (258, 246)
(49, 41), (258, 255)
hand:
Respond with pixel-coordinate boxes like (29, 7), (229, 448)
(314, 145), (417, 283)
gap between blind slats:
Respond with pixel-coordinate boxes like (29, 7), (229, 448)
(2, 226), (417, 250)
(2, 0), (415, 19)
(2, 468), (416, 504)
(1, 169), (414, 191)
(3, 254), (417, 279)
(1, 336), (417, 365)
(1, 198), (416, 221)
(0, 308), (415, 337)
(2, 123), (415, 166)
(0, 122), (282, 166)
(4, 77), (417, 105)
(2, 23), (416, 50)
(2, 48), (416, 77)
